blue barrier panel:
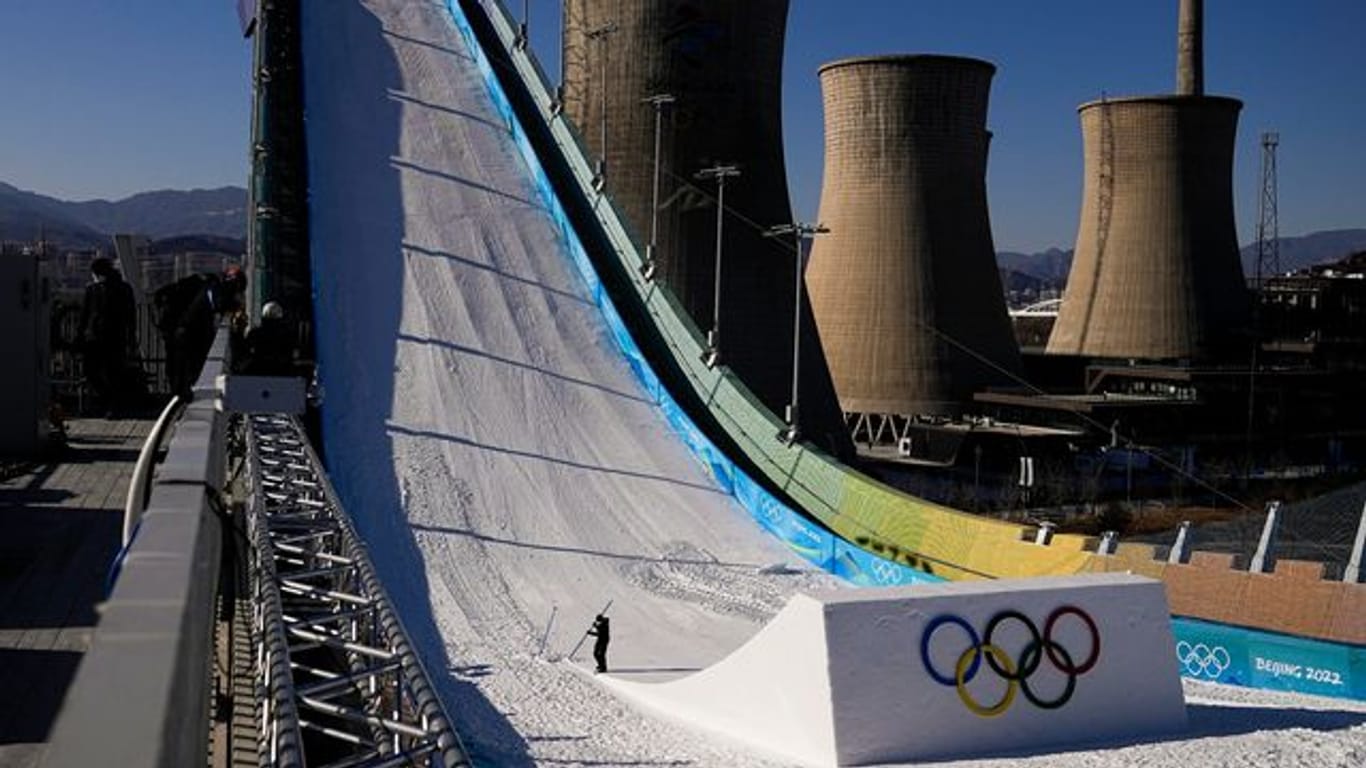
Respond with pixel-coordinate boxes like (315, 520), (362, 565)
(1173, 616), (1366, 701)
(441, 0), (936, 586)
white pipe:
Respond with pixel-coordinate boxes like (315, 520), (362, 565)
(121, 395), (183, 547)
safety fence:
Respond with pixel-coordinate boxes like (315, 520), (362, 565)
(50, 299), (174, 411)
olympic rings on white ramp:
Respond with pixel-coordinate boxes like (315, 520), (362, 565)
(920, 606), (1102, 717)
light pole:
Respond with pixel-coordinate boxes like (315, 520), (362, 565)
(974, 443), (983, 511)
(695, 164), (740, 368)
(640, 93), (675, 281)
(764, 221), (828, 443)
(553, 1), (566, 113)
(585, 21), (617, 189)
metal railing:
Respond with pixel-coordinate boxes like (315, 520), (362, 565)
(246, 413), (469, 767)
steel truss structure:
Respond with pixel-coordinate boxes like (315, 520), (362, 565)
(244, 413), (469, 767)
(846, 411), (916, 449)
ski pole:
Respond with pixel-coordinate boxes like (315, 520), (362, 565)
(538, 605), (557, 658)
(566, 599), (613, 659)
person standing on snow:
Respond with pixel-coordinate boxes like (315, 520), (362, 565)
(587, 615), (610, 673)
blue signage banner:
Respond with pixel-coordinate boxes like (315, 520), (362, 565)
(1172, 616), (1366, 702)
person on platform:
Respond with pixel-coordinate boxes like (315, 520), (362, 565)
(79, 258), (136, 417)
(239, 301), (298, 376)
(154, 265), (247, 400)
(587, 615), (611, 673)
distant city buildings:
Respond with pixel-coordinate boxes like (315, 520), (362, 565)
(1, 234), (243, 408)
(20, 234), (240, 301)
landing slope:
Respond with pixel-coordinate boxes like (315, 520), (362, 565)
(301, 0), (831, 764)
(300, 1), (1366, 766)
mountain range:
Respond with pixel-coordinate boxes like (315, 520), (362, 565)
(998, 229), (1366, 287)
(0, 182), (247, 249)
(4, 180), (1361, 286)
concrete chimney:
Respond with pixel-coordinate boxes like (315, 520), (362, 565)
(563, 0), (852, 456)
(1048, 0), (1250, 362)
(805, 56), (1021, 418)
(1177, 0), (1204, 96)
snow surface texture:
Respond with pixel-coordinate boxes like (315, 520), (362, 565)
(302, 0), (1366, 765)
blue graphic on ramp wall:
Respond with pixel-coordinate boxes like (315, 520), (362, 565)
(1173, 617), (1366, 701)
(440, 0), (935, 588)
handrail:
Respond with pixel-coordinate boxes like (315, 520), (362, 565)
(120, 394), (183, 547)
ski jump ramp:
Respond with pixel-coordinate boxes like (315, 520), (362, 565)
(604, 574), (1185, 766)
(300, 1), (1185, 764)
(303, 0), (841, 763)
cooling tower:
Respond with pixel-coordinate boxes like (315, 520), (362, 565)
(1047, 0), (1249, 360)
(805, 56), (1022, 418)
(563, 0), (852, 455)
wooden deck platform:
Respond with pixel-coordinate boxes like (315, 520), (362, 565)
(0, 418), (152, 768)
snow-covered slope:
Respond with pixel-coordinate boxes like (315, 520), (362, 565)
(300, 1), (1366, 765)
(302, 0), (834, 764)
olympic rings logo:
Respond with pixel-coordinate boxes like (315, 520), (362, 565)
(1175, 641), (1230, 679)
(920, 606), (1101, 718)
(871, 559), (900, 585)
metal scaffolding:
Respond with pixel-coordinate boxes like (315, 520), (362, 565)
(244, 413), (469, 767)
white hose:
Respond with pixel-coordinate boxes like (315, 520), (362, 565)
(121, 395), (183, 547)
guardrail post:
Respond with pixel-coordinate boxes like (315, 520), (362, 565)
(1033, 521), (1056, 546)
(1249, 500), (1282, 574)
(1167, 520), (1192, 564)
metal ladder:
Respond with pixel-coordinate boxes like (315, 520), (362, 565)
(244, 413), (470, 767)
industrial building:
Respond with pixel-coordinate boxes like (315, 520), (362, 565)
(853, 1), (1364, 514)
(1046, 0), (1251, 361)
(1260, 252), (1366, 371)
(561, 0), (851, 455)
(805, 54), (1021, 438)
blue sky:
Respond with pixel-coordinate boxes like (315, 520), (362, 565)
(0, 2), (1360, 252)
(0, 1), (251, 201)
